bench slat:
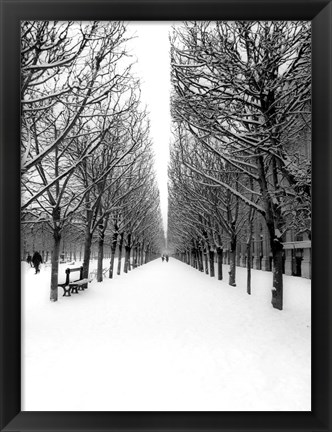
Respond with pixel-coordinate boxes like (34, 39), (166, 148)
(68, 267), (82, 272)
(69, 279), (89, 286)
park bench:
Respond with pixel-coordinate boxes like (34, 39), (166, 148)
(58, 266), (91, 297)
(89, 267), (109, 280)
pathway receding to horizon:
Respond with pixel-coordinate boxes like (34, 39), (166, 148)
(22, 258), (311, 411)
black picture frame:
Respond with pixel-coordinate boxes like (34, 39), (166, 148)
(1, 0), (331, 431)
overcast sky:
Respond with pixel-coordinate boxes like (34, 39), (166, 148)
(126, 22), (175, 236)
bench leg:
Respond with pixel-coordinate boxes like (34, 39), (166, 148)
(62, 286), (71, 297)
(71, 285), (79, 294)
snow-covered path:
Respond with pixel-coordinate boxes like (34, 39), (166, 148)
(22, 258), (311, 411)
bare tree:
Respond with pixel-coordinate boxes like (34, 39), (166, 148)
(170, 21), (311, 310)
(21, 21), (142, 301)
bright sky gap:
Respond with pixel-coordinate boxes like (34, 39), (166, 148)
(127, 22), (173, 238)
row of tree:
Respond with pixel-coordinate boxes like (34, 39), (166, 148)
(168, 21), (311, 310)
(21, 21), (164, 302)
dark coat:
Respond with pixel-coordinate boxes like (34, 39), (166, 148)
(32, 252), (42, 266)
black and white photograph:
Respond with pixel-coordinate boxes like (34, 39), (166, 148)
(20, 20), (311, 412)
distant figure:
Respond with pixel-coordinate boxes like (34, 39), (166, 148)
(166, 255), (169, 262)
(26, 254), (32, 267)
(32, 251), (42, 274)
(161, 255), (165, 262)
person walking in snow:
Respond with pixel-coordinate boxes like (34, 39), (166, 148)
(26, 254), (32, 267)
(166, 255), (169, 262)
(32, 251), (42, 274)
(161, 255), (165, 262)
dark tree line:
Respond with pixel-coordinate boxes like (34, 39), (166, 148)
(21, 21), (164, 302)
(168, 21), (311, 310)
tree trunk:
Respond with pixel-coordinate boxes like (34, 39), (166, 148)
(82, 227), (93, 280)
(117, 232), (124, 275)
(136, 245), (140, 267)
(133, 245), (138, 268)
(194, 249), (198, 269)
(147, 246), (151, 263)
(50, 227), (61, 302)
(197, 248), (203, 271)
(124, 246), (131, 272)
(124, 234), (132, 273)
(204, 249), (209, 274)
(144, 245), (149, 264)
(209, 250), (215, 277)
(271, 240), (284, 310)
(97, 226), (104, 282)
(265, 216), (283, 310)
(256, 154), (283, 309)
(216, 247), (223, 280)
(247, 241), (251, 295)
(138, 244), (142, 266)
(246, 213), (253, 294)
(139, 243), (144, 266)
(109, 230), (118, 279)
(124, 248), (130, 273)
(229, 236), (237, 286)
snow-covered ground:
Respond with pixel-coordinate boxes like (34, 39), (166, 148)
(21, 258), (311, 411)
